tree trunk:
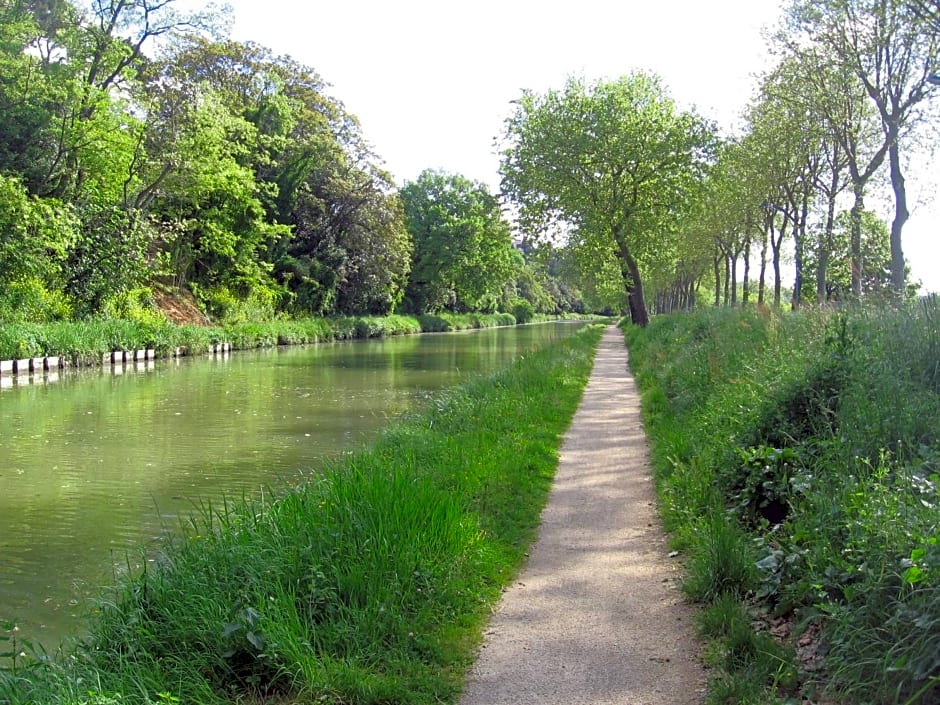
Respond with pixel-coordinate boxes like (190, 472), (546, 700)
(818, 186), (837, 303)
(771, 211), (788, 308)
(792, 188), (809, 311)
(887, 139), (909, 292)
(817, 145), (841, 303)
(616, 236), (649, 326)
(742, 235), (751, 305)
(792, 218), (802, 310)
(850, 182), (864, 298)
(730, 253), (738, 306)
(758, 224), (768, 306)
(714, 255), (721, 307)
(724, 256), (732, 306)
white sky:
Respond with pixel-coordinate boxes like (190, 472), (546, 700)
(223, 0), (939, 293)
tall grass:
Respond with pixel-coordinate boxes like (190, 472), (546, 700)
(625, 301), (940, 704)
(0, 325), (603, 705)
(0, 313), (531, 363)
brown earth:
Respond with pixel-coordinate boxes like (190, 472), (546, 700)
(153, 287), (213, 326)
(458, 325), (707, 705)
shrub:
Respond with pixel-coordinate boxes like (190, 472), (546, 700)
(511, 299), (534, 324)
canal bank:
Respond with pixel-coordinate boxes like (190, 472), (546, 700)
(0, 321), (588, 656)
(0, 324), (603, 705)
(0, 312), (527, 376)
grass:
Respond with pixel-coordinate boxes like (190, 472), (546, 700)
(0, 312), (539, 363)
(0, 324), (604, 705)
(624, 299), (940, 704)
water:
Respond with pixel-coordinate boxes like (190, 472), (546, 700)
(0, 322), (583, 652)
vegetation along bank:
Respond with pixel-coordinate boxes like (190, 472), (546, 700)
(625, 301), (940, 705)
(0, 324), (604, 705)
(0, 311), (560, 368)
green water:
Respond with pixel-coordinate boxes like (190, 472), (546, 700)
(0, 322), (584, 652)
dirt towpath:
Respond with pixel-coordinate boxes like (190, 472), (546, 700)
(459, 325), (706, 705)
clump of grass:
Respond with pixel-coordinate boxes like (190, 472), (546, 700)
(699, 594), (794, 681)
(683, 513), (759, 602)
(0, 325), (603, 704)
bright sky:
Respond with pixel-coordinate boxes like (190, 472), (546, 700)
(223, 0), (939, 293)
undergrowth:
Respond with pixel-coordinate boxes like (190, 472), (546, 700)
(625, 300), (940, 704)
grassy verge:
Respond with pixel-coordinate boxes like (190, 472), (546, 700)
(624, 302), (940, 704)
(0, 324), (604, 705)
(0, 313), (530, 363)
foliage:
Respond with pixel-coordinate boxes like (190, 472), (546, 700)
(400, 170), (515, 314)
(782, 0), (939, 293)
(811, 209), (895, 299)
(0, 277), (74, 324)
(0, 2), (421, 324)
(500, 73), (716, 325)
(511, 299), (535, 324)
(0, 175), (78, 299)
(0, 325), (603, 704)
(625, 303), (940, 703)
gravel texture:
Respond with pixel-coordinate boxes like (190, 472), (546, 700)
(459, 325), (707, 705)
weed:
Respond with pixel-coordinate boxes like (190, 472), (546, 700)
(626, 303), (940, 704)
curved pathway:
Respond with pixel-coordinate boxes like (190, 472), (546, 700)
(459, 325), (706, 705)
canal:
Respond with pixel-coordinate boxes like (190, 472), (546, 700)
(0, 322), (585, 653)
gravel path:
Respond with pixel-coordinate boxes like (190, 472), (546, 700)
(459, 325), (707, 705)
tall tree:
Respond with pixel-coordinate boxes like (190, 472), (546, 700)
(143, 37), (411, 316)
(400, 170), (514, 314)
(785, 0), (939, 292)
(500, 73), (714, 326)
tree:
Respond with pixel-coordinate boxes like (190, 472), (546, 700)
(0, 1), (414, 322)
(279, 159), (412, 316)
(812, 209), (895, 297)
(400, 170), (515, 314)
(784, 0), (940, 293)
(500, 73), (715, 326)
(908, 0), (940, 37)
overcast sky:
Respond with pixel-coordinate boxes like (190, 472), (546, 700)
(221, 0), (939, 292)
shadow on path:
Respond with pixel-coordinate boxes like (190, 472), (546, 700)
(459, 325), (706, 705)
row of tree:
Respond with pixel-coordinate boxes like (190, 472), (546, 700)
(2, 0), (936, 327)
(0, 0), (587, 324)
(498, 0), (939, 324)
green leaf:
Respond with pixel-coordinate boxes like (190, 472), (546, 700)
(221, 622), (242, 638)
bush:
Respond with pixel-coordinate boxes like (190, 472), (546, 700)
(511, 299), (534, 324)
(0, 278), (73, 323)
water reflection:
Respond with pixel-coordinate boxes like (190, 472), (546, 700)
(0, 323), (583, 651)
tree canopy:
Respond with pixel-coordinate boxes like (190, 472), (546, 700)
(500, 73), (716, 325)
(400, 170), (515, 314)
(2, 0), (934, 326)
